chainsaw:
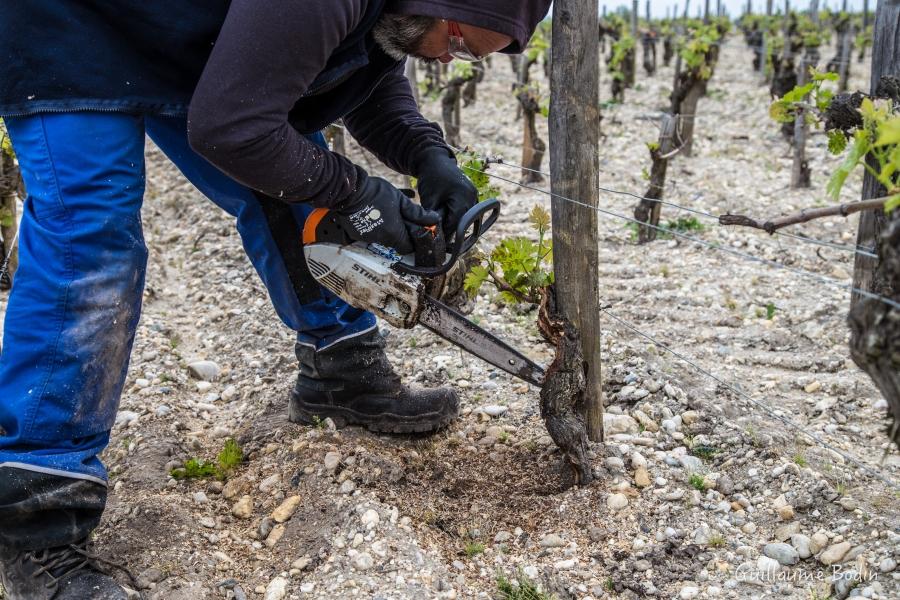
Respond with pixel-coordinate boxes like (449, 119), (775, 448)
(301, 198), (545, 387)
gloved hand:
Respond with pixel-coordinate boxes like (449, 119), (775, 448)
(335, 176), (440, 255)
(414, 147), (478, 240)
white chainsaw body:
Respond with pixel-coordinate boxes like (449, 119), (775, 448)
(304, 242), (426, 329)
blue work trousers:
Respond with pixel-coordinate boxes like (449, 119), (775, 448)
(0, 113), (375, 484)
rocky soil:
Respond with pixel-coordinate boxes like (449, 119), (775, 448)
(1, 37), (898, 600)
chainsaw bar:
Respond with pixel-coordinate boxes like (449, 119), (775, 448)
(419, 296), (545, 387)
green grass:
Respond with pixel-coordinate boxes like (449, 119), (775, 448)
(793, 453), (808, 467)
(171, 438), (242, 481)
(692, 445), (719, 461)
(464, 541), (485, 558)
(688, 473), (707, 491)
(496, 571), (554, 600)
(707, 534), (726, 548)
(625, 216), (706, 242)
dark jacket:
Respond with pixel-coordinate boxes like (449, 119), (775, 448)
(0, 0), (552, 207)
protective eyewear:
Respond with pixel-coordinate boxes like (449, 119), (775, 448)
(447, 21), (482, 62)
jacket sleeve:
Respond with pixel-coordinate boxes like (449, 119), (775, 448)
(342, 61), (453, 176)
(187, 0), (367, 208)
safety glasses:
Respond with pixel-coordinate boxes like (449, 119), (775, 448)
(447, 21), (482, 62)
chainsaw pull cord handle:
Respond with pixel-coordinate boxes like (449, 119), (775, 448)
(392, 197), (500, 277)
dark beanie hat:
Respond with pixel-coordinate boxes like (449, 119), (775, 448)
(386, 0), (553, 53)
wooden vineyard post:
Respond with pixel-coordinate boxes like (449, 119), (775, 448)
(838, 21), (854, 93)
(550, 0), (603, 442)
(634, 114), (678, 242)
(642, 0), (658, 76)
(848, 0), (900, 451)
(629, 0), (638, 88)
(791, 57), (811, 188)
(852, 0), (900, 305)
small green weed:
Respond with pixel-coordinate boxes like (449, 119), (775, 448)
(707, 534), (726, 548)
(793, 453), (808, 467)
(692, 445), (719, 460)
(626, 216), (705, 242)
(496, 571), (554, 600)
(688, 473), (707, 491)
(464, 541), (485, 558)
(171, 438), (242, 481)
(665, 216), (706, 233)
(766, 302), (777, 320)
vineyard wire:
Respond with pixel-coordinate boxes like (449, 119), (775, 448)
(600, 305), (900, 492)
(454, 147), (880, 259)
(460, 164), (900, 311)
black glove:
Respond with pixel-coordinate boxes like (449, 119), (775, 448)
(335, 176), (440, 255)
(414, 147), (478, 240)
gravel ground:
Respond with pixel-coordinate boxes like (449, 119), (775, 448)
(1, 36), (898, 600)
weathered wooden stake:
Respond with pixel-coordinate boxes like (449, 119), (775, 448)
(791, 58), (811, 188)
(852, 0), (900, 305)
(630, 0), (639, 87)
(550, 0), (603, 442)
(838, 22), (854, 93)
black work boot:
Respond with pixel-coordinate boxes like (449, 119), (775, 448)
(0, 538), (128, 600)
(290, 329), (459, 433)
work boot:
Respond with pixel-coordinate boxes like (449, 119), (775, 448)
(290, 330), (459, 433)
(0, 538), (127, 600)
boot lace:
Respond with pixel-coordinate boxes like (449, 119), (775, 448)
(22, 538), (133, 592)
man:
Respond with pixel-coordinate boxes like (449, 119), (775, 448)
(0, 0), (552, 598)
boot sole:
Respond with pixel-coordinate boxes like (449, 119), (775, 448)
(289, 393), (457, 434)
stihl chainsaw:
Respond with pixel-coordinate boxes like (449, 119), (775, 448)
(301, 198), (545, 387)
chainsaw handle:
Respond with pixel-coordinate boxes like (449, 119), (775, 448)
(392, 198), (500, 278)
